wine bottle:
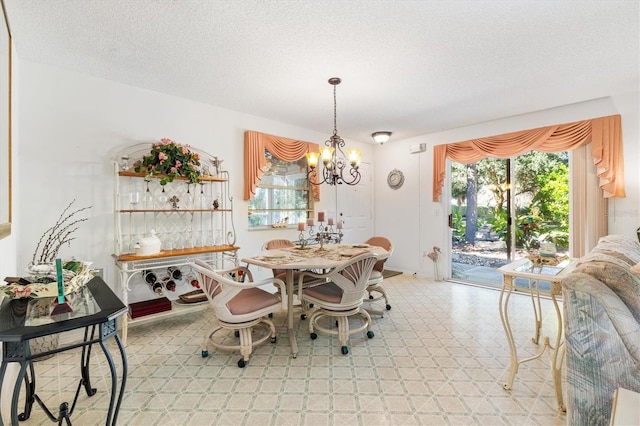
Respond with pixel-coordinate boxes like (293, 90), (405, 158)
(168, 267), (182, 280)
(143, 270), (157, 284)
(165, 279), (176, 292)
(151, 281), (163, 295)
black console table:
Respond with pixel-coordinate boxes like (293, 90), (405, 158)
(0, 277), (128, 425)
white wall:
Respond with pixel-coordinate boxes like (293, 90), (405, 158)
(4, 59), (373, 285)
(2, 58), (638, 286)
(374, 94), (640, 278)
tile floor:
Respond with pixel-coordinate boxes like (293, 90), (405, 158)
(6, 274), (567, 425)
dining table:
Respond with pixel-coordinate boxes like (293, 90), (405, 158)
(241, 243), (389, 358)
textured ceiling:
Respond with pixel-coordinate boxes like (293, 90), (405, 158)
(3, 0), (639, 143)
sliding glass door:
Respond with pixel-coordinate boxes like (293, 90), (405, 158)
(450, 151), (569, 288)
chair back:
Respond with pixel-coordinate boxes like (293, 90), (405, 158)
(263, 239), (295, 250)
(263, 239), (295, 276)
(330, 253), (378, 305)
(191, 260), (263, 323)
(365, 236), (394, 272)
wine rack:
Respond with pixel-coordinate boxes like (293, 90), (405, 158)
(113, 143), (239, 344)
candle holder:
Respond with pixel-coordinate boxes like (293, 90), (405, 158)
(298, 219), (344, 250)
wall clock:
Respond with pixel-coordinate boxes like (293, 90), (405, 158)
(387, 169), (405, 190)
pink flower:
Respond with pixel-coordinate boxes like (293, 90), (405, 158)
(13, 286), (32, 298)
(175, 160), (182, 168)
(170, 167), (178, 174)
(160, 138), (173, 145)
(158, 152), (168, 163)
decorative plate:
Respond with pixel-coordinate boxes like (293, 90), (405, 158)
(387, 169), (405, 190)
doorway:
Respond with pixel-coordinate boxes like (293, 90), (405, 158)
(450, 151), (569, 288)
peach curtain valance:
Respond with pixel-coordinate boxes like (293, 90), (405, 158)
(244, 131), (320, 201)
(432, 114), (624, 201)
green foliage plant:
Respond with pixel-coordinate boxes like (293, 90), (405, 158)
(134, 138), (201, 185)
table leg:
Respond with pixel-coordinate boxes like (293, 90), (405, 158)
(499, 279), (519, 390)
(0, 357), (29, 426)
(99, 320), (128, 426)
(286, 270), (297, 358)
(527, 278), (544, 344)
(549, 292), (566, 412)
(19, 360), (35, 421)
(9, 361), (27, 426)
(80, 326), (97, 397)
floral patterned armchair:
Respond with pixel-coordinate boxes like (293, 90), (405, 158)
(561, 234), (640, 425)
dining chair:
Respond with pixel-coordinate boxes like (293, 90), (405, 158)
(263, 239), (325, 309)
(190, 260), (286, 368)
(298, 252), (378, 355)
(363, 236), (394, 316)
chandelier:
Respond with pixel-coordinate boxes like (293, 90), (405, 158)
(306, 77), (362, 186)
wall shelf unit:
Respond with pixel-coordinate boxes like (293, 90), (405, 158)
(113, 143), (238, 343)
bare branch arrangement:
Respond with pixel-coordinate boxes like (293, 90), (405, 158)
(31, 199), (93, 265)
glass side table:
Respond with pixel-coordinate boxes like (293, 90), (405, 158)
(497, 256), (577, 412)
(0, 277), (128, 425)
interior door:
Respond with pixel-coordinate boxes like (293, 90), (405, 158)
(336, 162), (372, 244)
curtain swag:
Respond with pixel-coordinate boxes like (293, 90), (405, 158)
(432, 114), (625, 202)
(244, 130), (320, 201)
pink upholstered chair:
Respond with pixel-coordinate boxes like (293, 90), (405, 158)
(363, 236), (394, 316)
(298, 252), (378, 355)
(191, 260), (286, 368)
(263, 239), (325, 309)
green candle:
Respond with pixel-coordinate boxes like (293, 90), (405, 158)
(55, 258), (65, 304)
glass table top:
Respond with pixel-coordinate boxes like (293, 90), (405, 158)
(513, 258), (572, 276)
(0, 277), (127, 341)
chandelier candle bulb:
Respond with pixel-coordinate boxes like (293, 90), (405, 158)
(307, 218), (314, 226)
(306, 152), (319, 168)
(328, 218), (334, 226)
(337, 221), (343, 229)
(298, 222), (305, 231)
(320, 147), (334, 164)
(318, 212), (325, 222)
(346, 148), (361, 166)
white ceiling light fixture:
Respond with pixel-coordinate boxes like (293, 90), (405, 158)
(306, 78), (362, 186)
(372, 131), (392, 145)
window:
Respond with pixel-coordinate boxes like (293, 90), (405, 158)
(248, 152), (312, 228)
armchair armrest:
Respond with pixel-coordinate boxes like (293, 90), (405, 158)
(562, 272), (640, 426)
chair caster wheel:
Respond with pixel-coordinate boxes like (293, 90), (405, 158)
(341, 346), (349, 355)
(386, 304), (391, 310)
(310, 332), (318, 340)
(270, 336), (277, 343)
(369, 295), (374, 300)
(367, 331), (375, 339)
(234, 330), (240, 338)
(238, 359), (246, 368)
(301, 314), (307, 320)
(201, 350), (209, 358)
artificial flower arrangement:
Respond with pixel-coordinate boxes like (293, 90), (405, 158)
(2, 260), (95, 299)
(133, 138), (202, 185)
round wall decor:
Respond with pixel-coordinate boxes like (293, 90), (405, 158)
(387, 169), (405, 190)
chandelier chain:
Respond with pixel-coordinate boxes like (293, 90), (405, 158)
(333, 83), (338, 137)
